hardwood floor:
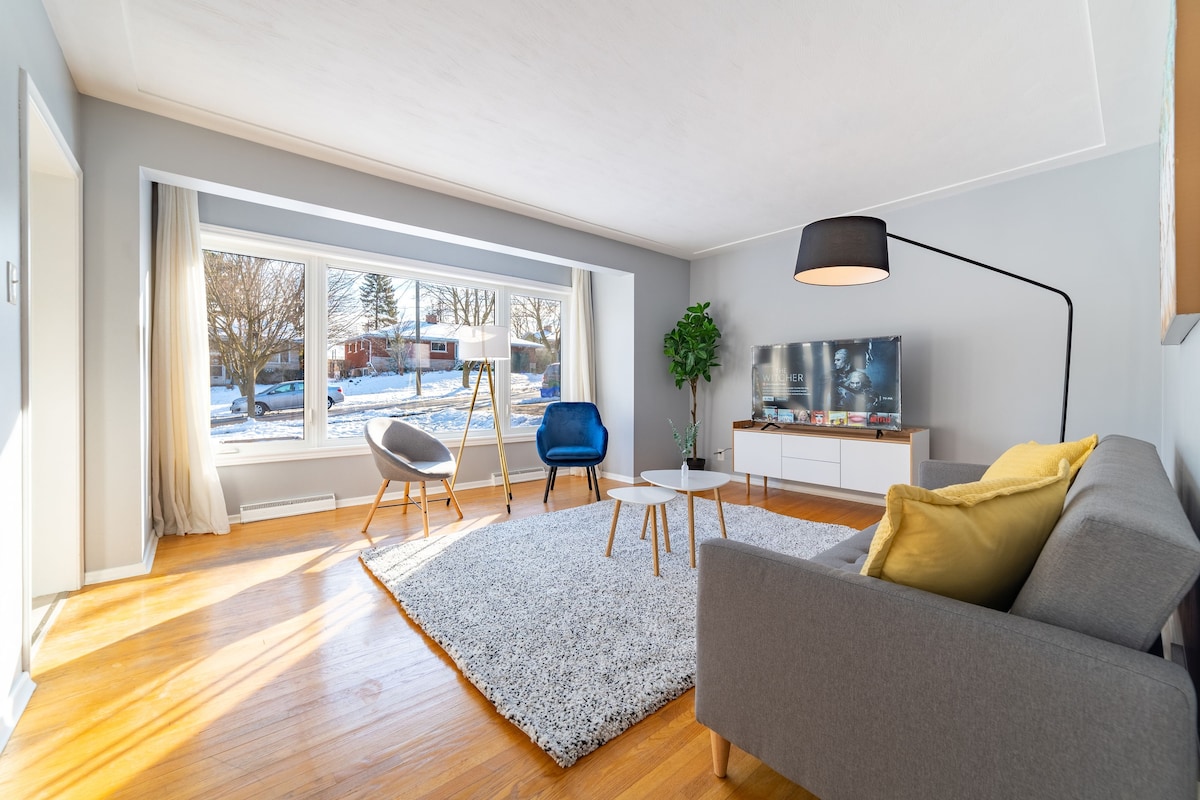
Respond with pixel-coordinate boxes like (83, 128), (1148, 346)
(0, 475), (882, 799)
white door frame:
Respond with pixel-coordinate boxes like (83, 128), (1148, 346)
(18, 71), (84, 673)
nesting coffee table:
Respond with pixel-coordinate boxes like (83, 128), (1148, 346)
(640, 469), (731, 568)
(605, 486), (678, 576)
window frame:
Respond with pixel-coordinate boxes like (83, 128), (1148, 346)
(201, 225), (571, 467)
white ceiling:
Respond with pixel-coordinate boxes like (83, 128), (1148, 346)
(40, 0), (1171, 259)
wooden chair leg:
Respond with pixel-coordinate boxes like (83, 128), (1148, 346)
(419, 481), (431, 538)
(443, 479), (464, 520)
(361, 479), (389, 532)
(591, 466), (602, 501)
(542, 467), (555, 503)
(711, 730), (731, 778)
(401, 482), (411, 515)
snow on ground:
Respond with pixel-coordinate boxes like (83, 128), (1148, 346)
(210, 369), (548, 443)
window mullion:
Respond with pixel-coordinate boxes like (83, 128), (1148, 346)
(307, 256), (327, 446)
(496, 287), (512, 437)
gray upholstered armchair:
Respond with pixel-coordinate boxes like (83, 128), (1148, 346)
(696, 435), (1200, 800)
(362, 417), (463, 538)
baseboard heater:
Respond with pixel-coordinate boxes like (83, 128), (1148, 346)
(492, 467), (546, 486)
(239, 493), (337, 523)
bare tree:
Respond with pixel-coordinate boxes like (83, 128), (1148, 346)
(381, 315), (416, 374)
(326, 268), (364, 345)
(422, 283), (496, 328)
(511, 294), (561, 368)
(420, 282), (497, 387)
(205, 250), (304, 417)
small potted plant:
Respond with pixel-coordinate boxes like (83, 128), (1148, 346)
(670, 418), (699, 465)
(664, 301), (721, 469)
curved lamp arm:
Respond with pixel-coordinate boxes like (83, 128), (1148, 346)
(887, 233), (1073, 444)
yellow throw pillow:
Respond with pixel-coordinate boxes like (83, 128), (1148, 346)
(861, 459), (1071, 609)
(982, 434), (1098, 483)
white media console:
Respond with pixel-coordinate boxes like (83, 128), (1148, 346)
(732, 420), (930, 497)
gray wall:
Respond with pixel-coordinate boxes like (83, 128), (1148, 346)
(80, 97), (688, 571)
(1163, 287), (1200, 681)
(198, 193), (574, 288)
(1166, 344), (1200, 533)
(691, 146), (1162, 468)
(593, 270), (637, 479)
(2, 0), (80, 746)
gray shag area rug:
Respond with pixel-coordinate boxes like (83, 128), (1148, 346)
(359, 496), (857, 767)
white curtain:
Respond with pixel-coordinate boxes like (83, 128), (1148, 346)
(150, 185), (231, 535)
(565, 267), (596, 403)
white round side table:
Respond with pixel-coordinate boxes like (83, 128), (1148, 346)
(605, 486), (679, 576)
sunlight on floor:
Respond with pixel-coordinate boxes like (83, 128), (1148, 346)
(36, 543), (355, 674)
(21, 586), (368, 799)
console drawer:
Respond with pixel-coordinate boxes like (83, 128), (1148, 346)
(781, 457), (840, 486)
(782, 435), (840, 462)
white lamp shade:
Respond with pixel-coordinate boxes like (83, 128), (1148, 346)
(457, 324), (510, 361)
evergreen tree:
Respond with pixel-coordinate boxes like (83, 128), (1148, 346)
(360, 273), (399, 331)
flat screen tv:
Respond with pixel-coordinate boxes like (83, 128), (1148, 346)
(751, 336), (902, 430)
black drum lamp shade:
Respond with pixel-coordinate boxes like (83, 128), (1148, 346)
(794, 216), (890, 285)
(793, 214), (1074, 443)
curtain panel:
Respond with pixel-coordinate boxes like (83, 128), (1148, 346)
(566, 267), (596, 403)
(150, 184), (231, 535)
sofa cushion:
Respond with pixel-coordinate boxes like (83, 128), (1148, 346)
(861, 461), (1070, 609)
(982, 433), (1098, 483)
(1011, 435), (1200, 650)
(809, 525), (876, 572)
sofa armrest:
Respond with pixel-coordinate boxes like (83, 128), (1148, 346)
(917, 459), (987, 489)
(695, 539), (1197, 800)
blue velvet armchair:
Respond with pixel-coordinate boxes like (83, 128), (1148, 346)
(535, 402), (608, 502)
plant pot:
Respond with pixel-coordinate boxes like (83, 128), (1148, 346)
(686, 457), (707, 471)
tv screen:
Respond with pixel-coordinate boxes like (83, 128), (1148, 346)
(751, 336), (902, 430)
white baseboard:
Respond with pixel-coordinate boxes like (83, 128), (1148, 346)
(602, 470), (635, 485)
(84, 531), (158, 586)
(0, 672), (36, 754)
(227, 475), (537, 524)
(336, 479), (479, 512)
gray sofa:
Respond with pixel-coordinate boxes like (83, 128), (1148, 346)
(696, 435), (1200, 800)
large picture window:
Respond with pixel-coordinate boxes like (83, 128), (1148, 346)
(203, 229), (568, 458)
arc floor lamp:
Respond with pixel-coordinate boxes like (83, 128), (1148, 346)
(794, 216), (1072, 443)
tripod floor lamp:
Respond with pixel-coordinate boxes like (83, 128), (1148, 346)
(451, 324), (514, 512)
(794, 216), (1073, 443)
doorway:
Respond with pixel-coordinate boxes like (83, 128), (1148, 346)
(20, 73), (83, 665)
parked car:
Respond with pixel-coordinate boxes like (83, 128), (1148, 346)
(230, 381), (345, 416)
(541, 362), (561, 398)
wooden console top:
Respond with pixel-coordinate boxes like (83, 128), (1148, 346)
(732, 419), (927, 444)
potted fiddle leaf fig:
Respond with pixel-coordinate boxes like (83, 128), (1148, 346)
(663, 301), (721, 469)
